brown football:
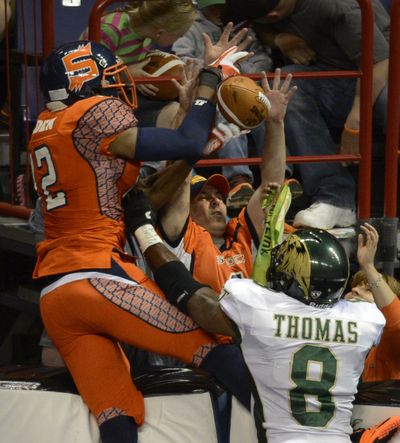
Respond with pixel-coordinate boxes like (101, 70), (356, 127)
(217, 76), (271, 129)
(142, 51), (186, 101)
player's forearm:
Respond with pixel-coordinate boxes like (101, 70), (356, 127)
(141, 242), (178, 269)
(133, 217), (235, 336)
(187, 289), (236, 337)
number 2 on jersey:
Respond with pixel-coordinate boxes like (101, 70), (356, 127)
(289, 344), (337, 427)
(30, 145), (67, 211)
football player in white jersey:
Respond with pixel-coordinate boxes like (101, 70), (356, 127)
(125, 182), (400, 443)
(218, 229), (384, 443)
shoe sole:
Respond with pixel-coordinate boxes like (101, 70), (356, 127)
(285, 180), (303, 200)
(226, 188), (255, 209)
(252, 184), (291, 287)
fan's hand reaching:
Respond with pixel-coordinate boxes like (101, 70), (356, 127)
(203, 22), (253, 66)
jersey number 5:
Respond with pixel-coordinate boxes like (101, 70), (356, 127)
(30, 145), (67, 211)
(289, 344), (337, 427)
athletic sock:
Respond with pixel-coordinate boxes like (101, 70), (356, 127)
(200, 344), (251, 411)
(99, 415), (138, 443)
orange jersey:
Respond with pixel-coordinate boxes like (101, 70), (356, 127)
(161, 209), (258, 293)
(28, 96), (140, 278)
(362, 297), (400, 382)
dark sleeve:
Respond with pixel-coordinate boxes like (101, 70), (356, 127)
(134, 99), (216, 161)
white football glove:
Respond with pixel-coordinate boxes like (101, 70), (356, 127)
(209, 46), (249, 79)
(203, 122), (249, 156)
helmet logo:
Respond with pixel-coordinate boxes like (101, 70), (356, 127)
(310, 290), (322, 299)
(62, 43), (100, 93)
(275, 235), (311, 300)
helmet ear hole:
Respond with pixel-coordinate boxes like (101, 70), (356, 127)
(271, 271), (308, 303)
(270, 271), (286, 292)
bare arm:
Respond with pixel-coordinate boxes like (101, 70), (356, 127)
(247, 69), (297, 239)
(340, 58), (389, 161)
(357, 223), (396, 309)
(345, 58), (388, 130)
(143, 242), (236, 337)
(158, 165), (191, 241)
(137, 160), (191, 212)
(186, 287), (237, 337)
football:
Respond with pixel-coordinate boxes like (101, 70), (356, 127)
(217, 76), (271, 129)
(142, 51), (186, 101)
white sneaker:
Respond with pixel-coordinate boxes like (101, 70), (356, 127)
(293, 202), (356, 230)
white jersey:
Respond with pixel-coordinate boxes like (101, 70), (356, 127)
(220, 279), (386, 443)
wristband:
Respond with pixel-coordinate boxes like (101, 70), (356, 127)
(198, 67), (222, 89)
(154, 260), (206, 314)
(344, 125), (360, 135)
(134, 224), (162, 253)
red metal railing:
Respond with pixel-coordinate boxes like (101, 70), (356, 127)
(0, 0), (378, 220)
(88, 0), (118, 42)
(85, 0), (375, 219)
(41, 0), (54, 59)
(384, 0), (400, 218)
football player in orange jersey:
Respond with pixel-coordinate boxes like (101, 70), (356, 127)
(28, 32), (253, 443)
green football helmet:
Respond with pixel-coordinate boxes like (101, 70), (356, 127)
(268, 229), (349, 308)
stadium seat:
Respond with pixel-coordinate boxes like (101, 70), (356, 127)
(0, 365), (223, 443)
(230, 396), (258, 443)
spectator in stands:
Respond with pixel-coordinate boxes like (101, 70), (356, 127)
(28, 37), (254, 443)
(222, 0), (390, 230)
(128, 183), (400, 443)
(172, 0), (274, 213)
(153, 68), (296, 293)
(80, 0), (224, 130)
(345, 223), (400, 383)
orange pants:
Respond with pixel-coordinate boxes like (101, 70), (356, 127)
(40, 254), (217, 426)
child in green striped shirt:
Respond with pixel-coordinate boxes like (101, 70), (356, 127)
(81, 0), (195, 103)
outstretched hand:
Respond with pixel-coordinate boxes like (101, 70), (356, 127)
(171, 59), (200, 115)
(203, 22), (253, 66)
(260, 68), (297, 123)
(357, 223), (379, 270)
